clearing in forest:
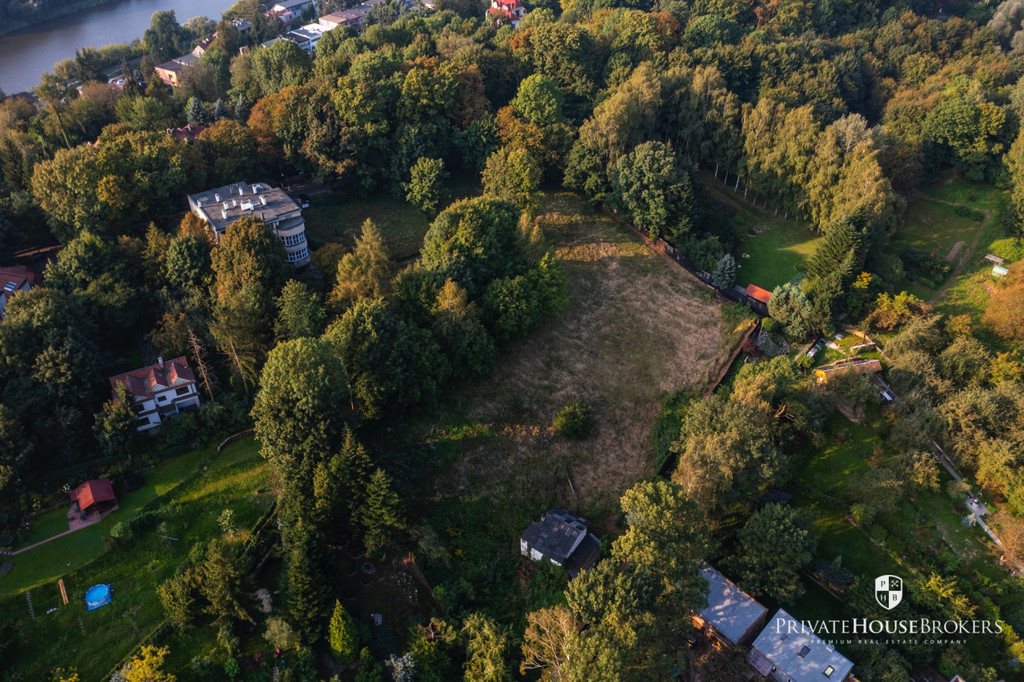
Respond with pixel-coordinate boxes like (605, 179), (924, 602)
(405, 193), (751, 607)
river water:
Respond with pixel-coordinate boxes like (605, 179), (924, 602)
(0, 0), (236, 94)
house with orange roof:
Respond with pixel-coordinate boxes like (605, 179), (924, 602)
(109, 357), (201, 431)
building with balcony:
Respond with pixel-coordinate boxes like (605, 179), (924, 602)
(109, 357), (201, 432)
(186, 181), (310, 266)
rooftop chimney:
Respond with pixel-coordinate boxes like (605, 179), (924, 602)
(260, 195), (267, 206)
(214, 193), (220, 202)
(157, 356), (164, 367)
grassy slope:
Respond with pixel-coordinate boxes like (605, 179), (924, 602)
(4, 446), (215, 597)
(389, 192), (746, 625)
(2, 438), (270, 681)
(700, 173), (822, 290)
(894, 177), (1004, 304)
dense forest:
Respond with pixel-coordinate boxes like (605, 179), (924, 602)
(4, 0), (1024, 679)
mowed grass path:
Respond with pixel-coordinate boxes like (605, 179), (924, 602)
(1, 438), (271, 681)
(699, 174), (821, 290)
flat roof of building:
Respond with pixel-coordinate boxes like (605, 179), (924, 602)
(187, 182), (301, 233)
(699, 566), (768, 645)
(751, 609), (854, 682)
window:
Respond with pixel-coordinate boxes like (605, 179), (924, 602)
(798, 646), (810, 659)
(282, 232), (306, 247)
(824, 665), (835, 678)
(287, 247), (309, 263)
(175, 386), (191, 395)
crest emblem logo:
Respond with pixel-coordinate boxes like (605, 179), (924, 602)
(875, 574), (903, 610)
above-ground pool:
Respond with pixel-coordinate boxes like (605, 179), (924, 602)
(84, 584), (111, 611)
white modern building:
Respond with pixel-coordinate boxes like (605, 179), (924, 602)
(695, 566), (768, 646)
(186, 181), (310, 266)
(748, 609), (854, 682)
(109, 357), (201, 432)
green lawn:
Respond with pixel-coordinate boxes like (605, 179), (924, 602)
(303, 191), (433, 259)
(1, 437), (270, 681)
(4, 446), (217, 597)
(303, 175), (481, 259)
(894, 177), (1004, 301)
(700, 174), (822, 290)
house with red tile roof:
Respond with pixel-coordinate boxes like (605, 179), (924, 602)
(109, 357), (201, 431)
(0, 265), (34, 319)
(487, 0), (526, 26)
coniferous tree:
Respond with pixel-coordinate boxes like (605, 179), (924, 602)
(807, 219), (863, 282)
(200, 539), (251, 624)
(274, 280), (326, 340)
(360, 468), (407, 559)
(712, 253), (737, 289)
(331, 220), (392, 308)
(185, 97), (206, 126)
(329, 600), (360, 663)
(212, 98), (228, 120)
(286, 520), (328, 643)
(462, 613), (511, 682)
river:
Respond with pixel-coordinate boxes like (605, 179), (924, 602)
(0, 0), (236, 94)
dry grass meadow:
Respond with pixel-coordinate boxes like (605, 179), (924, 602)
(415, 193), (750, 538)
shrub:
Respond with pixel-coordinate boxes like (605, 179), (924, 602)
(851, 499), (876, 524)
(109, 521), (133, 543)
(552, 400), (593, 440)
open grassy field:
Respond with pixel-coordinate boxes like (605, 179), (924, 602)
(700, 173), (822, 290)
(894, 177), (1005, 302)
(303, 175), (481, 259)
(392, 192), (751, 623)
(1, 438), (271, 681)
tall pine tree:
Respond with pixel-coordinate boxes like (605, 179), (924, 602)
(286, 519), (328, 643)
(360, 468), (406, 560)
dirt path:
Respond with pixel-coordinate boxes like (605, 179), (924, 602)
(915, 194), (994, 304)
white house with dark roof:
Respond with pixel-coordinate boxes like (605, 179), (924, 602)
(520, 508), (600, 577)
(749, 609), (854, 682)
(187, 181), (310, 266)
(0, 265), (33, 318)
(109, 357), (201, 431)
(694, 566), (768, 646)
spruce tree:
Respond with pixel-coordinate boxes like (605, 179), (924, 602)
(186, 96), (206, 126)
(712, 253), (737, 289)
(328, 600), (360, 663)
(234, 94), (250, 122)
(807, 219), (862, 282)
(337, 426), (374, 522)
(286, 520), (327, 642)
(360, 468), (406, 560)
(213, 98), (228, 120)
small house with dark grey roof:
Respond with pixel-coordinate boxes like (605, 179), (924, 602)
(520, 508), (600, 577)
(109, 357), (200, 431)
(749, 609), (854, 682)
(694, 566), (768, 647)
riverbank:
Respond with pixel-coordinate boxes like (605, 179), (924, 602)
(0, 0), (235, 93)
(0, 0), (119, 39)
